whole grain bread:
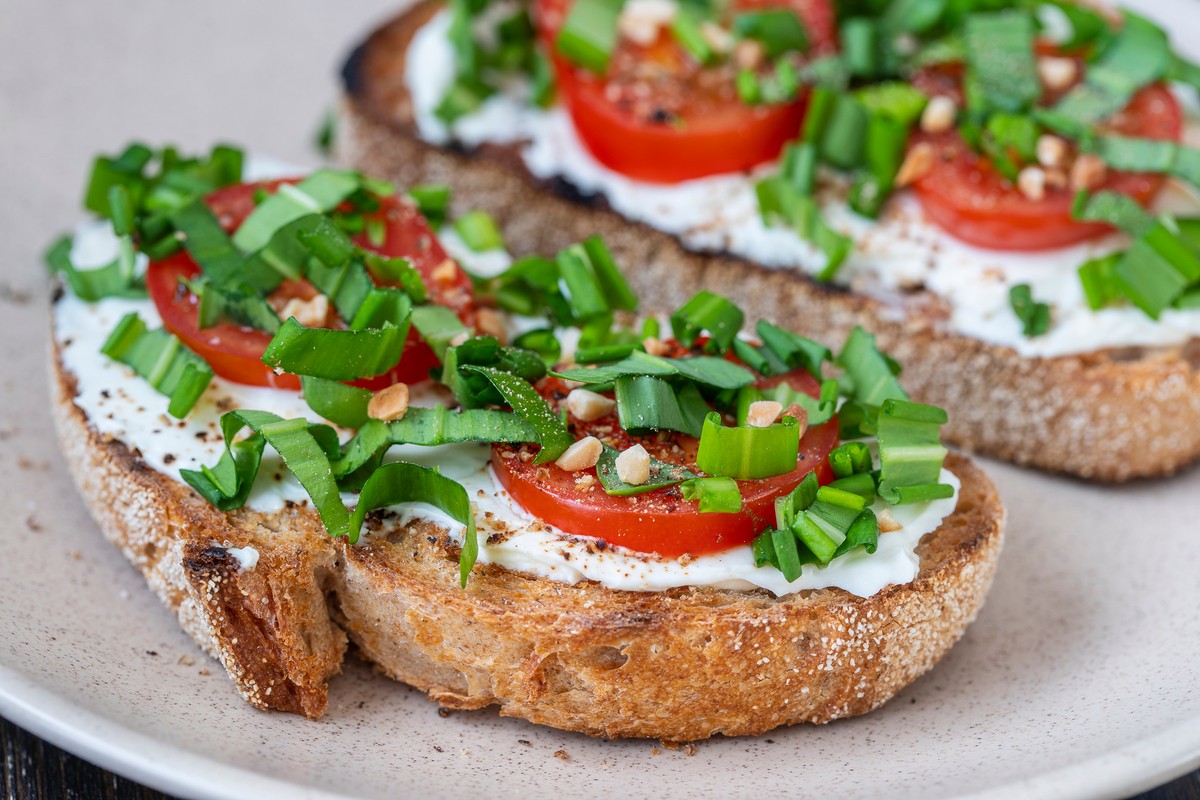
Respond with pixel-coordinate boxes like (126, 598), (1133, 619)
(336, 0), (1200, 482)
(51, 311), (1004, 740)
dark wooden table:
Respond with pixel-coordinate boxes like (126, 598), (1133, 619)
(2, 715), (1196, 799)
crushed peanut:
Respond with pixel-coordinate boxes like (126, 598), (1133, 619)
(1036, 134), (1069, 169)
(566, 388), (617, 422)
(733, 39), (766, 70)
(895, 142), (935, 187)
(642, 337), (672, 357)
(1037, 56), (1078, 92)
(1017, 166), (1047, 201)
(431, 259), (458, 283)
(615, 444), (651, 485)
(1069, 153), (1108, 192)
(919, 96), (957, 135)
(556, 436), (604, 472)
(279, 295), (330, 328)
(618, 0), (678, 46)
(877, 509), (903, 533)
(746, 400), (783, 428)
(367, 383), (410, 422)
(475, 308), (508, 344)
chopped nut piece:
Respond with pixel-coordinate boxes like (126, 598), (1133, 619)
(556, 436), (604, 472)
(701, 22), (733, 54)
(1036, 134), (1069, 169)
(1069, 153), (1108, 192)
(919, 96), (957, 135)
(1044, 168), (1068, 190)
(1037, 56), (1078, 92)
(431, 258), (458, 283)
(279, 295), (330, 328)
(566, 388), (617, 422)
(642, 337), (672, 357)
(746, 400), (783, 428)
(877, 509), (903, 533)
(615, 444), (651, 485)
(449, 331), (471, 348)
(895, 142), (935, 188)
(781, 403), (809, 438)
(367, 383), (410, 422)
(475, 308), (508, 344)
(1017, 166), (1046, 201)
(733, 39), (766, 70)
(618, 0), (677, 46)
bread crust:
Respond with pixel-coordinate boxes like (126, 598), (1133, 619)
(50, 305), (1004, 739)
(337, 0), (1200, 482)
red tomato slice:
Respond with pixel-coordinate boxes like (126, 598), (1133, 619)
(535, 0), (837, 184)
(148, 180), (474, 389)
(911, 83), (1184, 251)
(491, 369), (838, 557)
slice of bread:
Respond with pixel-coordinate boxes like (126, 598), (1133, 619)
(336, 0), (1200, 482)
(50, 309), (1004, 740)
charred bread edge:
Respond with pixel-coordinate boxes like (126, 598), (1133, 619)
(50, 308), (1003, 739)
(337, 0), (1200, 482)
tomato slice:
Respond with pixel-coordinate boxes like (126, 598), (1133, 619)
(535, 0), (837, 184)
(911, 83), (1184, 251)
(491, 369), (838, 557)
(148, 180), (474, 389)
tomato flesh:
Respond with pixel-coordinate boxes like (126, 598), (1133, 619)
(535, 0), (837, 183)
(491, 370), (838, 557)
(912, 83), (1183, 251)
(148, 180), (474, 389)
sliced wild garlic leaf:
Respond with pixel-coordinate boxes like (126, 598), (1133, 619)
(170, 197), (247, 286)
(301, 376), (373, 429)
(411, 305), (469, 361)
(553, 350), (754, 391)
(615, 376), (710, 438)
(1009, 283), (1051, 337)
(963, 10), (1038, 115)
(595, 445), (698, 496)
(261, 318), (408, 382)
(349, 462), (477, 585)
(100, 312), (212, 418)
(181, 411), (347, 540)
(832, 508), (879, 559)
(1070, 190), (1155, 237)
(671, 291), (745, 354)
(460, 366), (573, 463)
(232, 170), (367, 254)
(836, 326), (907, 409)
(332, 408), (539, 479)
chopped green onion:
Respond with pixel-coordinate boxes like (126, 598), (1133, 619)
(170, 198), (249, 286)
(410, 305), (469, 362)
(1113, 222), (1200, 319)
(679, 477), (743, 513)
(876, 399), (952, 504)
(193, 278), (281, 332)
(1078, 252), (1122, 310)
(833, 508), (879, 559)
(232, 170), (366, 254)
(555, 0), (623, 74)
(513, 328), (562, 366)
(828, 441), (873, 478)
(554, 350), (753, 390)
(836, 326), (907, 409)
(595, 445), (698, 496)
(829, 472), (877, 504)
(756, 320), (829, 378)
(840, 18), (880, 79)
(671, 291), (744, 354)
(408, 185), (451, 227)
(453, 210), (505, 251)
(696, 411), (800, 480)
(671, 11), (715, 65)
(101, 312), (213, 418)
(44, 235), (145, 302)
(1009, 284), (1051, 336)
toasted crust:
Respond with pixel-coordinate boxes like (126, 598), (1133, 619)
(337, 0), (1200, 482)
(50, 311), (1004, 740)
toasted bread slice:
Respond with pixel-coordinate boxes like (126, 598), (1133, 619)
(51, 306), (1005, 740)
(336, 0), (1200, 482)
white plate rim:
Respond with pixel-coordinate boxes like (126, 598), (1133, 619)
(4, 660), (1199, 800)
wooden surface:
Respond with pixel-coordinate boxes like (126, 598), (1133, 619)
(2, 715), (1196, 800)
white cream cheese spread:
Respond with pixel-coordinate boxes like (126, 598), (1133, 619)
(406, 9), (1200, 359)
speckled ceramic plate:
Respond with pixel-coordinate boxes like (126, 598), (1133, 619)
(2, 0), (1200, 798)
